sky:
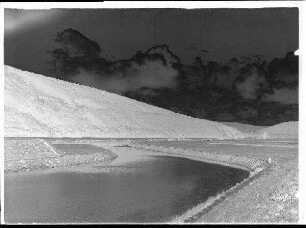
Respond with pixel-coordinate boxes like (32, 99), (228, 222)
(4, 8), (298, 76)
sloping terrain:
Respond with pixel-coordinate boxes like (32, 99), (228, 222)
(4, 66), (247, 139)
(221, 122), (266, 135)
(257, 121), (298, 139)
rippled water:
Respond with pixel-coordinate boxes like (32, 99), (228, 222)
(5, 147), (249, 223)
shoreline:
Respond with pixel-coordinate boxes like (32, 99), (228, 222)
(130, 140), (298, 223)
(131, 143), (267, 173)
(4, 138), (298, 223)
(129, 142), (271, 223)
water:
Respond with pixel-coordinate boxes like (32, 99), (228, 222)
(52, 144), (107, 155)
(5, 146), (249, 223)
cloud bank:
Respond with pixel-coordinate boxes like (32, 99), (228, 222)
(263, 88), (298, 104)
(71, 58), (179, 94)
(233, 64), (269, 99)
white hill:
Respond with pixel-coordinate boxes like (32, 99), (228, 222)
(4, 66), (247, 139)
(221, 122), (267, 135)
(257, 121), (298, 139)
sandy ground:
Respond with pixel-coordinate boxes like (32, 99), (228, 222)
(133, 139), (298, 223)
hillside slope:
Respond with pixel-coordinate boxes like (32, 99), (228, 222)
(4, 66), (247, 139)
(257, 121), (298, 139)
(221, 122), (267, 135)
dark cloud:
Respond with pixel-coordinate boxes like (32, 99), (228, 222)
(233, 63), (269, 100)
(263, 52), (298, 104)
(263, 88), (298, 105)
(48, 29), (181, 94)
(71, 56), (179, 94)
(5, 8), (299, 76)
(267, 51), (298, 89)
(55, 28), (102, 58)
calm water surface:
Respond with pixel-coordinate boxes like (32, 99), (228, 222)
(5, 146), (249, 223)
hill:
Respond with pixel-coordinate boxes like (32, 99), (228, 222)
(221, 122), (267, 135)
(4, 66), (247, 139)
(257, 121), (298, 139)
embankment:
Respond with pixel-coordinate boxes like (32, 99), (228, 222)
(131, 143), (267, 173)
(130, 139), (298, 223)
(4, 138), (117, 173)
(130, 142), (273, 223)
